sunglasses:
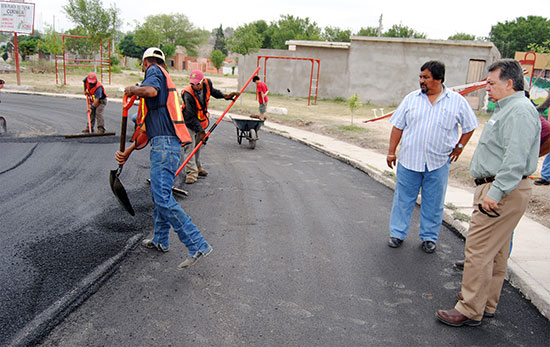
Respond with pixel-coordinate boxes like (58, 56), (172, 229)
(190, 78), (204, 86)
(478, 203), (500, 218)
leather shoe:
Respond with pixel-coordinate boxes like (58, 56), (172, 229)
(436, 308), (481, 327)
(388, 237), (403, 248)
(454, 259), (465, 270)
(421, 241), (436, 253)
(456, 292), (495, 318)
(534, 178), (549, 186)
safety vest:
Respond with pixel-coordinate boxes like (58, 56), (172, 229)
(181, 79), (211, 129)
(85, 81), (107, 102)
(131, 64), (191, 149)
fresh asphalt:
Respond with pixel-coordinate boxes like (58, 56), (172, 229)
(0, 93), (548, 346)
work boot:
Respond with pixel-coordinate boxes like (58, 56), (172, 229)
(185, 175), (197, 184)
(141, 238), (169, 252)
(198, 168), (208, 177)
(81, 128), (91, 133)
(97, 126), (105, 134)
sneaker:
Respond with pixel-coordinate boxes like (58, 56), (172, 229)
(198, 168), (208, 177)
(177, 246), (213, 270)
(534, 178), (549, 186)
(422, 241), (436, 253)
(141, 238), (169, 252)
(388, 237), (403, 248)
(454, 259), (465, 270)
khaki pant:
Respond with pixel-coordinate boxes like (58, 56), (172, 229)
(183, 128), (202, 180)
(455, 179), (532, 320)
(87, 98), (107, 130)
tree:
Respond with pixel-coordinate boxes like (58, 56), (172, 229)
(17, 34), (39, 60)
(63, 0), (120, 43)
(383, 24), (426, 38)
(448, 33), (476, 41)
(225, 22), (263, 55)
(119, 33), (145, 59)
(356, 27), (378, 37)
(267, 15), (322, 49)
(210, 49), (226, 73)
(347, 94), (363, 125)
(213, 25), (227, 55)
(528, 40), (550, 53)
(490, 16), (550, 58)
(37, 25), (63, 55)
(323, 26), (351, 42)
(134, 13), (207, 57)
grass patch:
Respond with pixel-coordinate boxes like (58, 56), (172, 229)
(452, 211), (471, 222)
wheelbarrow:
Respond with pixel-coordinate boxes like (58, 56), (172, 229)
(230, 115), (265, 149)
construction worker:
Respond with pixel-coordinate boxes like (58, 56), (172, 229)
(181, 69), (238, 184)
(116, 47), (213, 269)
(82, 72), (108, 134)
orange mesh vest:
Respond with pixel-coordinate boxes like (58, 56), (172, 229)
(131, 65), (191, 149)
(85, 81), (107, 101)
(181, 79), (211, 130)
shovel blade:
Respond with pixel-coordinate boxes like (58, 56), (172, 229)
(109, 169), (135, 216)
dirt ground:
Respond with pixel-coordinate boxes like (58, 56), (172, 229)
(2, 70), (548, 228)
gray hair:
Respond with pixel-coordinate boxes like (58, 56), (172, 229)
(488, 59), (524, 91)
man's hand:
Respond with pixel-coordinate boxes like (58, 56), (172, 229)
(198, 131), (208, 143)
(386, 154), (397, 169)
(115, 150), (129, 165)
(224, 92), (240, 101)
(481, 195), (499, 212)
(449, 147), (463, 162)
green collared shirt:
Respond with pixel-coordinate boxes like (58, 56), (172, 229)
(470, 91), (540, 201)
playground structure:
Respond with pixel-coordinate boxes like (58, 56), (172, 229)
(257, 55), (320, 106)
(55, 35), (112, 86)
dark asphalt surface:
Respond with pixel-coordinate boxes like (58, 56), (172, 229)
(0, 93), (548, 346)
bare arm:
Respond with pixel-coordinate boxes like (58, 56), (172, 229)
(387, 126), (403, 169)
(124, 85), (157, 98)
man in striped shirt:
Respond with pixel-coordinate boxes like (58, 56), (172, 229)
(386, 61), (479, 253)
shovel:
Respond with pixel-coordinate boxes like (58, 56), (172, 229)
(109, 94), (136, 216)
(86, 95), (93, 133)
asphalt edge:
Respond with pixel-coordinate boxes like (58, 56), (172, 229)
(8, 234), (143, 347)
(262, 121), (550, 321)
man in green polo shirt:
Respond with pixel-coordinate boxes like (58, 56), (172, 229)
(436, 59), (540, 327)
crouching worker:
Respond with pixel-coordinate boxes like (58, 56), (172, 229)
(82, 72), (108, 134)
(181, 69), (239, 184)
(115, 47), (212, 270)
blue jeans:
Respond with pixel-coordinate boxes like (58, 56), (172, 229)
(149, 136), (210, 257)
(541, 155), (550, 181)
(389, 161), (450, 242)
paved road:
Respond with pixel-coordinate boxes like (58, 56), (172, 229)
(1, 93), (548, 346)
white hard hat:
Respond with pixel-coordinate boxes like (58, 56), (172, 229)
(142, 47), (165, 62)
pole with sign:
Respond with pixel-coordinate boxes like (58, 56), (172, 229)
(0, 1), (35, 85)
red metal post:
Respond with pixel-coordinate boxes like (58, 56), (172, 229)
(14, 33), (21, 85)
(63, 36), (67, 85)
(108, 39), (112, 84)
(314, 60), (320, 104)
(100, 40), (103, 82)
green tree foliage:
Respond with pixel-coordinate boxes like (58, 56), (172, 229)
(225, 22), (263, 55)
(323, 26), (351, 42)
(210, 49), (226, 72)
(63, 0), (120, 43)
(267, 15), (322, 49)
(356, 27), (379, 37)
(213, 25), (227, 55)
(347, 94), (363, 125)
(119, 33), (145, 59)
(134, 13), (207, 57)
(528, 40), (550, 53)
(17, 34), (39, 60)
(37, 25), (63, 55)
(383, 24), (426, 38)
(490, 16), (550, 58)
(448, 33), (476, 41)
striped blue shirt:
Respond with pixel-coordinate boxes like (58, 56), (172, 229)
(390, 86), (478, 172)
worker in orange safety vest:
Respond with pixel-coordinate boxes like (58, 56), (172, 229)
(82, 72), (108, 134)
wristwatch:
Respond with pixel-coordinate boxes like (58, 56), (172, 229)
(456, 143), (464, 149)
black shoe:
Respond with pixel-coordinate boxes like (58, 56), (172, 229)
(422, 241), (436, 253)
(388, 237), (403, 248)
(454, 259), (465, 270)
(534, 178), (550, 186)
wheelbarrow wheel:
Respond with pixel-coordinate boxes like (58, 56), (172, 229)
(236, 127), (242, 144)
(248, 138), (256, 149)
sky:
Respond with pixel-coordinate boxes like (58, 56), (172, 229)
(34, 0), (549, 40)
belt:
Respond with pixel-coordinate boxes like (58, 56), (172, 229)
(474, 176), (527, 186)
